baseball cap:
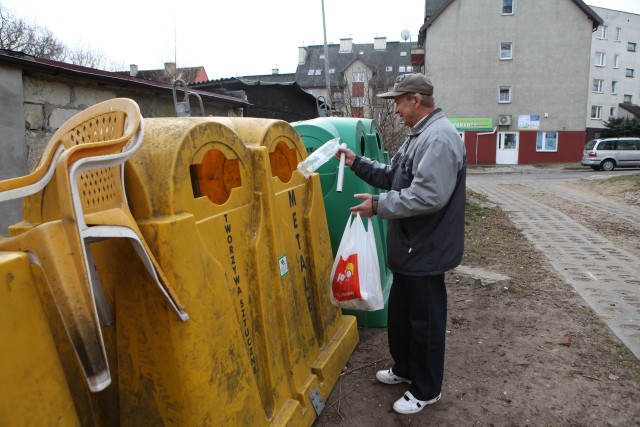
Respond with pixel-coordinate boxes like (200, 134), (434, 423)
(377, 73), (434, 99)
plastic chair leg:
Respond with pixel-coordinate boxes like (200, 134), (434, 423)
(0, 222), (111, 393)
(83, 224), (189, 321)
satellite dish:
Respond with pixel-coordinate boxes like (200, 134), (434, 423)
(401, 30), (411, 41)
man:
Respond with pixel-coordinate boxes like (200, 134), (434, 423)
(335, 73), (466, 414)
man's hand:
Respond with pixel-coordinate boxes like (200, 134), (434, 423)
(349, 193), (375, 218)
(335, 147), (356, 167)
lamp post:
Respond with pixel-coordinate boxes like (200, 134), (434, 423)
(321, 0), (332, 115)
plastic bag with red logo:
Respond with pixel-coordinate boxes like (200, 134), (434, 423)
(330, 213), (383, 311)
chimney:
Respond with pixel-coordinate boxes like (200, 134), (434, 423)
(298, 46), (307, 64)
(374, 36), (387, 51)
(129, 64), (138, 77)
(272, 68), (279, 74)
(339, 38), (353, 53)
(165, 62), (176, 75)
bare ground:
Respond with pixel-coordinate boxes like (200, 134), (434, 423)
(313, 172), (640, 426)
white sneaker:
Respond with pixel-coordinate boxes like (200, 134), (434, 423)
(375, 368), (412, 385)
(393, 391), (441, 414)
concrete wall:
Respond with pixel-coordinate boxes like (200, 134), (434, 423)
(425, 0), (594, 131)
(0, 65), (28, 233)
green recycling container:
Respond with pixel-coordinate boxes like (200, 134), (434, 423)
(292, 117), (393, 327)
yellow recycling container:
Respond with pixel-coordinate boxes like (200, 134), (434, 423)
(0, 251), (80, 427)
(121, 117), (358, 426)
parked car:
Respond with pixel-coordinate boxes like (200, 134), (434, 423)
(581, 137), (640, 171)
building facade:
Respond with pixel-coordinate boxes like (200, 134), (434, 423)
(587, 7), (640, 140)
(421, 0), (602, 165)
(294, 37), (424, 150)
(295, 37), (423, 117)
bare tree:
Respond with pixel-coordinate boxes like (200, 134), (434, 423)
(1, 5), (118, 70)
(0, 5), (65, 60)
(333, 58), (410, 155)
(66, 43), (107, 69)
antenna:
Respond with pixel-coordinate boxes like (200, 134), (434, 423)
(401, 30), (411, 41)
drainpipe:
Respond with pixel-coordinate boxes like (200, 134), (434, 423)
(475, 127), (497, 165)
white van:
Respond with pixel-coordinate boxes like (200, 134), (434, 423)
(581, 137), (640, 171)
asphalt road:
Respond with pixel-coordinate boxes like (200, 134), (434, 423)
(467, 166), (640, 360)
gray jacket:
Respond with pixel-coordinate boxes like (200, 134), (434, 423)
(351, 108), (466, 275)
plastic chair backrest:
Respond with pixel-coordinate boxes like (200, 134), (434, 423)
(0, 98), (187, 393)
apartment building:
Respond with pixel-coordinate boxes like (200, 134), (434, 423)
(587, 7), (640, 140)
(295, 37), (423, 118)
(420, 0), (602, 165)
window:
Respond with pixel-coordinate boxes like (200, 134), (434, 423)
(406, 66), (413, 72)
(351, 97), (365, 107)
(626, 68), (635, 78)
(616, 27), (622, 41)
(594, 52), (606, 67)
(500, 42), (513, 60)
(611, 81), (618, 94)
(592, 79), (604, 93)
(399, 66), (406, 72)
(599, 140), (615, 150)
(618, 140), (640, 150)
(614, 54), (620, 68)
(329, 68), (335, 74)
(502, 0), (513, 15)
(591, 105), (602, 119)
(319, 54), (325, 59)
(400, 51), (407, 57)
(307, 69), (322, 76)
(628, 42), (637, 52)
(596, 25), (608, 39)
(352, 71), (364, 82)
(624, 94), (632, 103)
(610, 107), (616, 117)
(536, 132), (558, 152)
(385, 66), (393, 72)
(499, 86), (511, 103)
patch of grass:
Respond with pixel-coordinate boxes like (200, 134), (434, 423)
(605, 173), (640, 188)
(532, 162), (580, 170)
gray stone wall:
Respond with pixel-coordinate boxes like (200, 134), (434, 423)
(0, 65), (27, 233)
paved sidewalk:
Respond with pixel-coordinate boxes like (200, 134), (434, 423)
(468, 173), (640, 359)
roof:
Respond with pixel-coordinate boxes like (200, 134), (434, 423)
(418, 0), (604, 45)
(191, 76), (313, 101)
(114, 66), (209, 84)
(199, 72), (298, 86)
(619, 102), (640, 118)
(0, 49), (248, 107)
(295, 40), (418, 89)
(191, 77), (320, 122)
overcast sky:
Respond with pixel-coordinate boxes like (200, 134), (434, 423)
(1, 0), (639, 80)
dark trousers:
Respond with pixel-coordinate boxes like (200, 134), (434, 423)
(388, 272), (447, 401)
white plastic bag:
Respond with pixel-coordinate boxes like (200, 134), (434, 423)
(330, 213), (384, 311)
